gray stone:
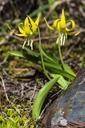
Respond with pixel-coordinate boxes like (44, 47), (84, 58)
(42, 69), (85, 128)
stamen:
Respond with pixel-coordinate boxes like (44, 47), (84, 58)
(27, 40), (30, 46)
(63, 35), (66, 45)
(56, 37), (59, 44)
(60, 33), (63, 46)
(22, 39), (27, 49)
(30, 40), (34, 50)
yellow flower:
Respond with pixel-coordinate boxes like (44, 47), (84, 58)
(44, 9), (80, 36)
(16, 15), (40, 37)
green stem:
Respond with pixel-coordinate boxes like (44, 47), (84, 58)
(57, 33), (64, 68)
(38, 27), (50, 79)
(58, 40), (64, 66)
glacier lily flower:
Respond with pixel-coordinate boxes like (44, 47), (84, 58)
(44, 9), (80, 68)
(16, 15), (40, 49)
(16, 15), (40, 37)
(44, 9), (80, 37)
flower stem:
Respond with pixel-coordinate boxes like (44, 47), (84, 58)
(57, 33), (64, 68)
(38, 28), (50, 79)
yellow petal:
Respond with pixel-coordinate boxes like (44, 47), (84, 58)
(35, 14), (41, 26)
(18, 23), (24, 34)
(66, 20), (76, 33)
(44, 17), (54, 30)
(16, 33), (26, 37)
(74, 31), (80, 36)
(28, 16), (36, 32)
(24, 17), (31, 34)
(66, 28), (70, 32)
(60, 9), (66, 29)
(68, 20), (76, 30)
(53, 19), (60, 30)
(71, 20), (76, 30)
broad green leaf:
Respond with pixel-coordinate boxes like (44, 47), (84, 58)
(32, 75), (59, 120)
(44, 63), (75, 80)
(51, 74), (70, 90)
(55, 74), (70, 90)
(38, 61), (62, 70)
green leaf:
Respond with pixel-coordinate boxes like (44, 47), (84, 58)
(9, 51), (25, 58)
(32, 73), (69, 120)
(42, 61), (62, 70)
(44, 62), (75, 80)
(40, 46), (57, 64)
(52, 74), (70, 90)
(63, 63), (76, 77)
(32, 75), (59, 120)
(24, 47), (40, 57)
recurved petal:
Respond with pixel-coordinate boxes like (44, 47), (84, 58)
(53, 19), (60, 30)
(16, 33), (26, 37)
(44, 17), (54, 30)
(18, 23), (24, 34)
(74, 31), (80, 36)
(68, 20), (76, 30)
(66, 27), (71, 32)
(66, 30), (80, 36)
(66, 20), (76, 32)
(35, 14), (41, 26)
